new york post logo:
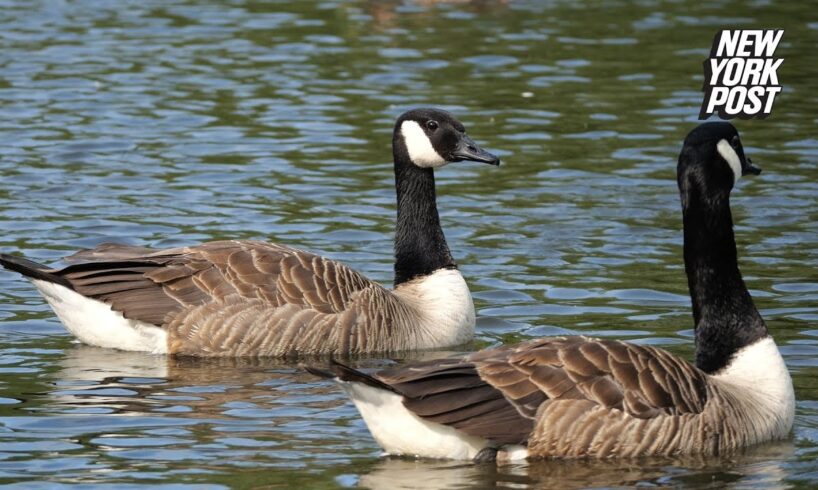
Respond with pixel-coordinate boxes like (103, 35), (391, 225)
(699, 29), (784, 120)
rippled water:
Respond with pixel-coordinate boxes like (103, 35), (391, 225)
(0, 0), (816, 488)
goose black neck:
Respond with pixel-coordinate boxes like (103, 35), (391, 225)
(682, 183), (767, 374)
(392, 143), (455, 287)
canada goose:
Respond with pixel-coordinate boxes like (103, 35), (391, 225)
(0, 108), (500, 356)
(307, 122), (794, 461)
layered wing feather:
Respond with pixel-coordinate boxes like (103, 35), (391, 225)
(48, 241), (393, 355)
(377, 336), (710, 448)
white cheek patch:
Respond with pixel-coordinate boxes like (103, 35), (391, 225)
(717, 139), (742, 185)
(400, 120), (447, 168)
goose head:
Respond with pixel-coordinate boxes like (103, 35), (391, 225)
(394, 108), (500, 168)
(678, 122), (762, 197)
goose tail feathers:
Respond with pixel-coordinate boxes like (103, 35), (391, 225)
(303, 360), (397, 393)
(0, 254), (73, 289)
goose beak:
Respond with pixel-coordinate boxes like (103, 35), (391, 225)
(452, 135), (500, 166)
(743, 157), (762, 176)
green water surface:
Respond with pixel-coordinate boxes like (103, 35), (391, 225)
(0, 1), (816, 488)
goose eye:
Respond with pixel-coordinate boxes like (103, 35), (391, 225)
(426, 120), (439, 131)
(731, 135), (740, 148)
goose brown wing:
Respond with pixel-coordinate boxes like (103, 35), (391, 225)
(378, 336), (709, 445)
(54, 240), (378, 327)
(376, 354), (546, 445)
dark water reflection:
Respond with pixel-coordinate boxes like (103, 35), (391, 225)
(0, 0), (817, 488)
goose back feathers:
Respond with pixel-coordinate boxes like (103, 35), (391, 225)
(15, 241), (457, 356)
(0, 108), (499, 356)
(313, 334), (791, 459)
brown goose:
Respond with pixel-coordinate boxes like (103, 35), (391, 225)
(0, 108), (500, 356)
(307, 122), (795, 460)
